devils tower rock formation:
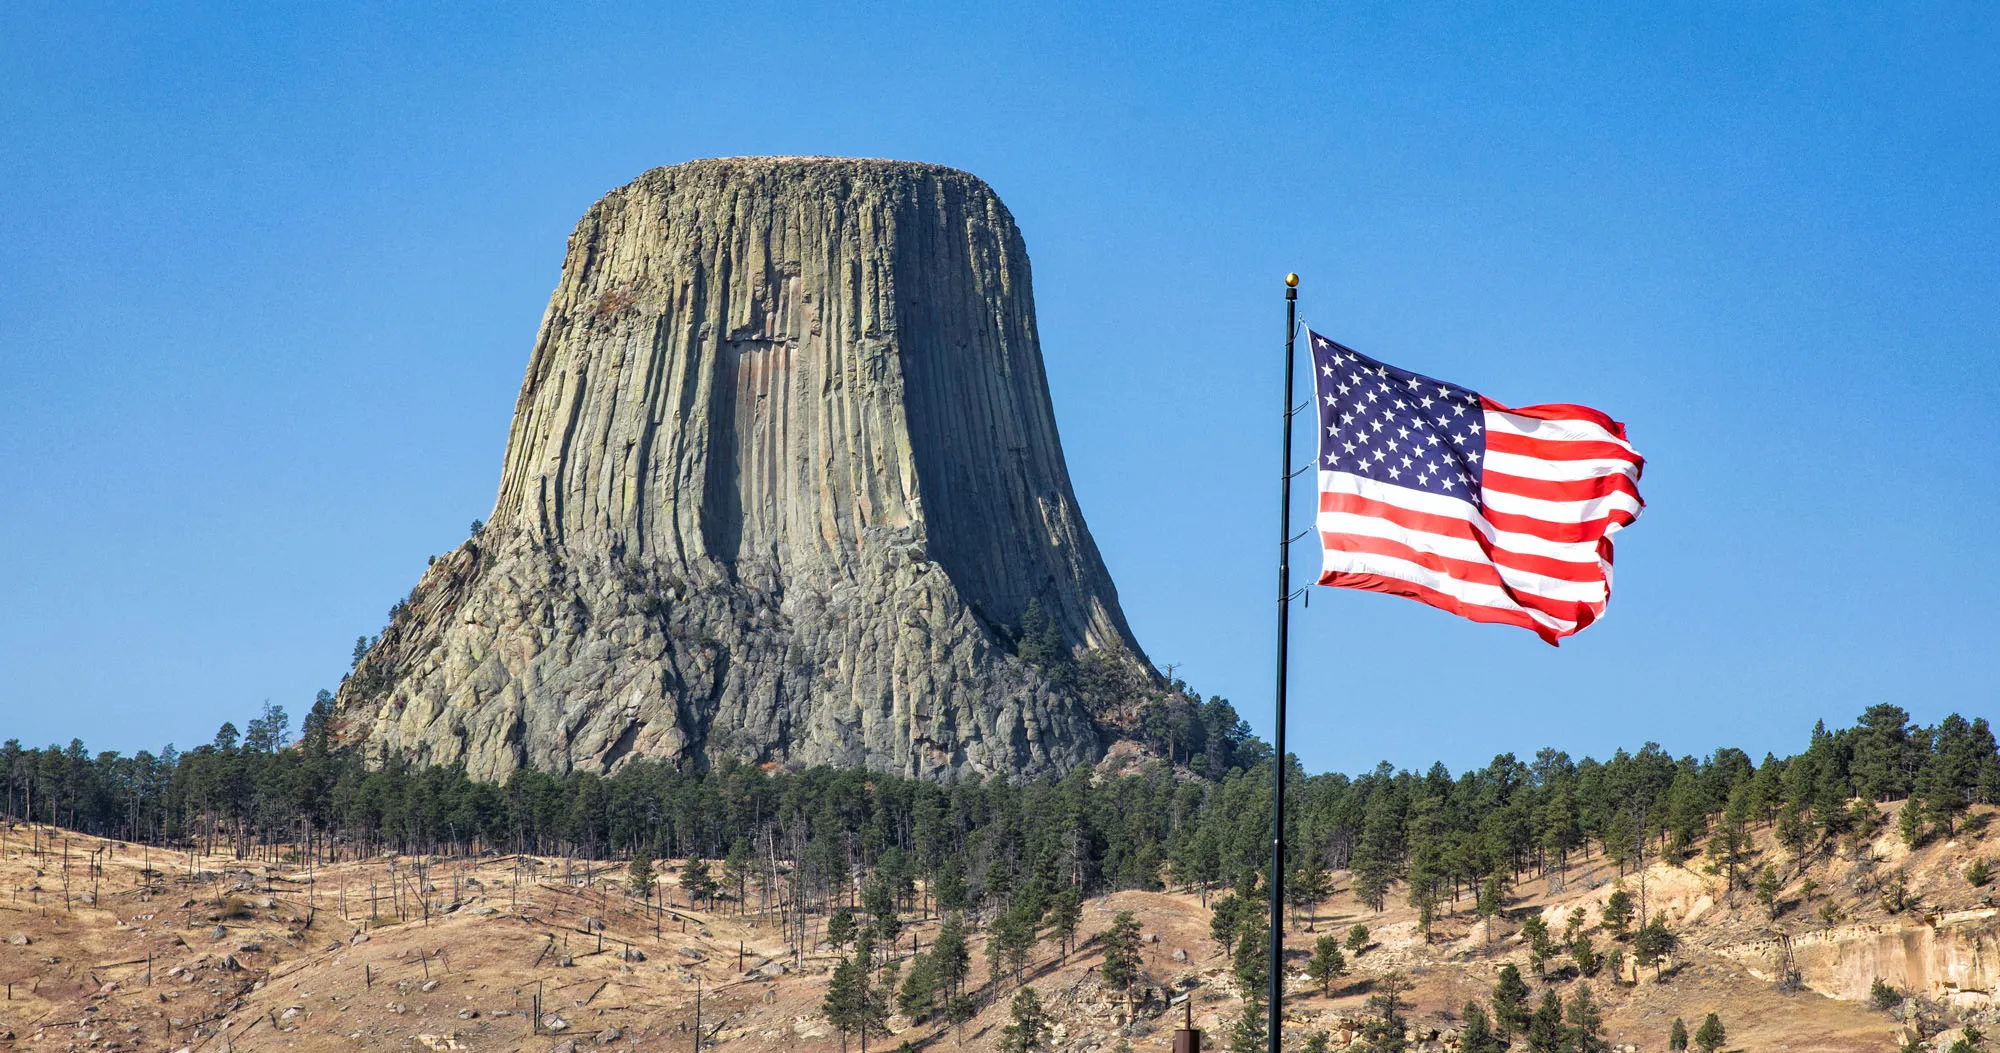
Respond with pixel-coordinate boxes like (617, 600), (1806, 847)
(332, 157), (1150, 781)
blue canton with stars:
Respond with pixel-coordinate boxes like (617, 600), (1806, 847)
(1310, 331), (1488, 505)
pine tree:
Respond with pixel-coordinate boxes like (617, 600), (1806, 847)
(1229, 998), (1267, 1053)
(1210, 892), (1246, 958)
(932, 913), (971, 996)
(1291, 851), (1334, 928)
(1351, 793), (1400, 912)
(823, 947), (870, 1053)
(1345, 923), (1370, 956)
(898, 952), (939, 1020)
(627, 850), (655, 899)
(681, 857), (717, 909)
(1566, 984), (1608, 1053)
(723, 836), (754, 912)
(1048, 888), (1082, 959)
(1305, 934), (1346, 994)
(1363, 971), (1410, 1052)
(1102, 909), (1145, 1019)
(1461, 1001), (1502, 1053)
(1490, 962), (1531, 1040)
(1755, 863), (1782, 918)
(1523, 989), (1566, 1053)
(1694, 1013), (1726, 1053)
(828, 907), (858, 952)
(1634, 915), (1677, 979)
(998, 986), (1047, 1053)
(1600, 887), (1635, 939)
(1476, 871), (1509, 943)
(1668, 1017), (1689, 1052)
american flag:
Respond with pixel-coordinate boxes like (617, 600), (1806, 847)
(1309, 329), (1644, 644)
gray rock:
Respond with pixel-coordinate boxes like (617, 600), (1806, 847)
(331, 156), (1150, 782)
(8, 934), (29, 946)
(594, 1028), (623, 1044)
(209, 926), (227, 941)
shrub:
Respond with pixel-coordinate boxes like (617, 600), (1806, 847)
(1869, 977), (1904, 1011)
(1967, 858), (1993, 888)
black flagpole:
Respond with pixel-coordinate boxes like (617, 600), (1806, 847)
(1269, 272), (1299, 1053)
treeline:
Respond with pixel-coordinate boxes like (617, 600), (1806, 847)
(3, 696), (1996, 921)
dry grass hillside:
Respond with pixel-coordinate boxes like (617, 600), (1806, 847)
(0, 803), (1994, 1053)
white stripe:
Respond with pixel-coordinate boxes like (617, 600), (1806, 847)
(1480, 486), (1644, 524)
(1320, 548), (1578, 633)
(1483, 450), (1643, 483)
(1484, 410), (1636, 453)
(1318, 470), (1606, 563)
(1318, 511), (1610, 603)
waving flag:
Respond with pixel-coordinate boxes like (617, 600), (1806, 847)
(1309, 329), (1644, 644)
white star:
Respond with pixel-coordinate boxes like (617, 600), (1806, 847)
(1397, 426), (1411, 440)
(1419, 396), (1435, 409)
(1452, 404), (1467, 418)
(1416, 474), (1429, 486)
(1451, 433), (1466, 445)
(1324, 393), (1337, 406)
(1341, 412), (1356, 425)
(1328, 426), (1339, 437)
(1426, 435), (1441, 447)
(1325, 452), (1339, 465)
(1436, 384), (1451, 397)
(1466, 451), (1480, 463)
(1342, 441), (1357, 454)
(1441, 475), (1457, 489)
(1393, 398), (1407, 410)
(1365, 390), (1380, 403)
(1468, 421), (1483, 434)
(1386, 465), (1402, 480)
(1373, 449), (1387, 463)
(1321, 364), (1334, 376)
(1354, 430), (1370, 445)
(1426, 461), (1438, 474)
(1386, 438), (1399, 452)
(1406, 377), (1423, 391)
(1337, 382), (1352, 395)
(1401, 456), (1414, 468)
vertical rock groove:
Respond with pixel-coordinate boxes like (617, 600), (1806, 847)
(333, 156), (1148, 781)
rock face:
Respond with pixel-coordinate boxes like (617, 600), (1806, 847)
(332, 157), (1149, 781)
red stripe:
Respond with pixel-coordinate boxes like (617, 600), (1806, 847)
(1317, 571), (1583, 646)
(1485, 430), (1643, 467)
(1319, 492), (1606, 582)
(1481, 395), (1629, 440)
(1482, 468), (1643, 504)
(1480, 503), (1636, 544)
(1320, 533), (1602, 622)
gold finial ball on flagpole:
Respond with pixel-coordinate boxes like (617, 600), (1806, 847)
(1285, 273), (1299, 288)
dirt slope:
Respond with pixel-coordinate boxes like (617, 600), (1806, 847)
(1, 806), (1993, 1053)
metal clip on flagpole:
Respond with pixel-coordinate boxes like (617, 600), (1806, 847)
(1268, 272), (1299, 1053)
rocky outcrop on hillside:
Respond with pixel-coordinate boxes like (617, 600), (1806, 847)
(332, 157), (1149, 781)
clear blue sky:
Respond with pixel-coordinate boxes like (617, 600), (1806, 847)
(4, 3), (1996, 775)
